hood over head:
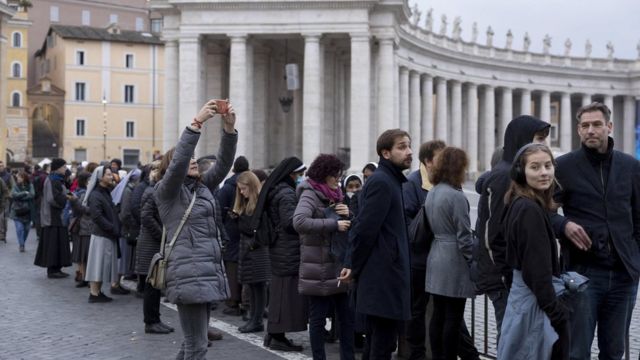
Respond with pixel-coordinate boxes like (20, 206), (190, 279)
(502, 115), (550, 162)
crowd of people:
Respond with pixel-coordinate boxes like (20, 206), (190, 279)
(0, 99), (638, 360)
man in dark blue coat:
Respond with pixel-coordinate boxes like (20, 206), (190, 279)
(349, 129), (412, 360)
(551, 102), (640, 360)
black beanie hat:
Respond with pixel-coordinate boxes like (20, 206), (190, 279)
(50, 158), (67, 172)
(233, 156), (249, 173)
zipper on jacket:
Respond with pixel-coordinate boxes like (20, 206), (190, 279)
(599, 161), (612, 255)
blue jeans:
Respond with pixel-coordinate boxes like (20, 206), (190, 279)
(14, 220), (29, 247)
(308, 293), (354, 360)
(569, 266), (638, 360)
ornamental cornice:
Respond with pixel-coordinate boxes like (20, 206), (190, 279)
(397, 25), (637, 81)
(398, 24), (638, 75)
(154, 0), (378, 11)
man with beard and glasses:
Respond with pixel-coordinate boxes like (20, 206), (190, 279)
(348, 129), (413, 360)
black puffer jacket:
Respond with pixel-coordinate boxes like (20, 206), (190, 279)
(267, 181), (301, 277)
(135, 185), (163, 275)
(88, 185), (120, 241)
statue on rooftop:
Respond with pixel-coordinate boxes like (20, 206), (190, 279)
(543, 34), (552, 55)
(486, 26), (494, 47)
(425, 8), (433, 32)
(523, 32), (531, 52)
(606, 41), (614, 59)
(439, 14), (447, 36)
(585, 39), (592, 57)
(471, 22), (478, 43)
(505, 29), (513, 50)
(452, 16), (462, 40)
(411, 3), (421, 27)
(564, 38), (572, 56)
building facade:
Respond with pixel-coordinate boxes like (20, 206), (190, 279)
(32, 24), (164, 166)
(3, 1), (30, 163)
(27, 0), (160, 88)
(151, 0), (640, 173)
(0, 0), (16, 164)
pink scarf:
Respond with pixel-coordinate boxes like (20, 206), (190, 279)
(308, 179), (344, 203)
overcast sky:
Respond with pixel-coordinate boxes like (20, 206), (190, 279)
(413, 0), (640, 59)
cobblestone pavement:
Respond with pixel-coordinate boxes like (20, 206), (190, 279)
(0, 223), (328, 360)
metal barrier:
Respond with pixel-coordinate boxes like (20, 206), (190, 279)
(467, 295), (634, 360)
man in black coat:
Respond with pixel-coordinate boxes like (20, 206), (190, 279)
(349, 129), (412, 360)
(474, 115), (550, 340)
(551, 102), (640, 360)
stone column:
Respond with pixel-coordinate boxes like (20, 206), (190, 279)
(179, 36), (202, 134)
(483, 85), (495, 171)
(421, 75), (434, 143)
(560, 92), (572, 152)
(252, 46), (270, 168)
(435, 77), (448, 141)
(467, 84), (479, 174)
(163, 40), (179, 151)
(604, 95), (614, 120)
(582, 93), (592, 107)
(229, 34), (250, 158)
(499, 87), (513, 146)
(623, 96), (636, 155)
(521, 89), (532, 115)
(540, 90), (551, 123)
(450, 80), (462, 147)
(302, 33), (322, 166)
(350, 34), (371, 171)
(409, 71), (421, 169)
(399, 67), (410, 130)
(377, 37), (395, 135)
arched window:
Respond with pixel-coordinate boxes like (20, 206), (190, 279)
(11, 92), (21, 107)
(12, 32), (22, 48)
(12, 62), (21, 78)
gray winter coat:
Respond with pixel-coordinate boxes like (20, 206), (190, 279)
(293, 181), (348, 296)
(135, 185), (161, 275)
(424, 182), (476, 299)
(155, 127), (237, 305)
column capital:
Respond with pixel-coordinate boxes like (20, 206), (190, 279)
(409, 70), (421, 78)
(350, 33), (371, 41)
(228, 33), (248, 42)
(178, 35), (200, 44)
(449, 79), (461, 85)
(302, 33), (322, 41)
(399, 66), (409, 73)
(466, 82), (477, 90)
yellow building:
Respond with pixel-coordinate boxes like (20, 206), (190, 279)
(3, 1), (30, 163)
(0, 1), (15, 163)
(32, 23), (164, 167)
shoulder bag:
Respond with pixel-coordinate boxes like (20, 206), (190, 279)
(147, 191), (197, 290)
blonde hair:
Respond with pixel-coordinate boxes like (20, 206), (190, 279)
(233, 171), (262, 215)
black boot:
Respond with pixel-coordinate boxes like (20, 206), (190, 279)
(239, 283), (265, 333)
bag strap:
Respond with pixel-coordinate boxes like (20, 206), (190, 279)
(162, 190), (197, 257)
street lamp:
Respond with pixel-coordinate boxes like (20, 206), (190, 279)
(102, 96), (107, 160)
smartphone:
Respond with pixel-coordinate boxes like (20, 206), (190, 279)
(214, 99), (229, 114)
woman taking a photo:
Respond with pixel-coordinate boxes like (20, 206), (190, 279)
(10, 171), (34, 252)
(424, 147), (475, 360)
(294, 154), (354, 360)
(498, 143), (569, 360)
(155, 99), (237, 360)
(232, 171), (270, 333)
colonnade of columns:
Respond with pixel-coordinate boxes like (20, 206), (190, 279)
(164, 32), (639, 173)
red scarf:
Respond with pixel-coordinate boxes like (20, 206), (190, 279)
(307, 178), (344, 203)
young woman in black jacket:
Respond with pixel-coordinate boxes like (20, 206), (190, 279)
(499, 143), (569, 360)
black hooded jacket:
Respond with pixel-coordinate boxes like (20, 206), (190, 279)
(475, 115), (550, 293)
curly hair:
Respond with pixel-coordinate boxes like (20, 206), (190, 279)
(306, 154), (345, 183)
(429, 147), (468, 188)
